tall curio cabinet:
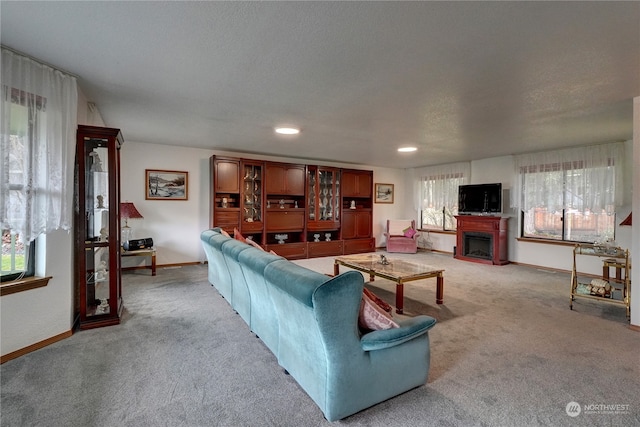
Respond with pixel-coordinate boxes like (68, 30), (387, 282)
(74, 125), (124, 329)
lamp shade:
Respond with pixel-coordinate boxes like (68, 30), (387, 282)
(619, 212), (632, 226)
(120, 202), (144, 221)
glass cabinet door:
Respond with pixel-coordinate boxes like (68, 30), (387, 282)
(318, 170), (333, 220)
(334, 170), (340, 221)
(83, 139), (111, 316)
(84, 142), (110, 241)
(242, 163), (262, 223)
(308, 168), (316, 221)
(85, 246), (110, 316)
(308, 167), (341, 224)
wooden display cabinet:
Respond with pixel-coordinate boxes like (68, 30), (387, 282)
(74, 125), (124, 330)
(210, 156), (240, 233)
(209, 156), (375, 259)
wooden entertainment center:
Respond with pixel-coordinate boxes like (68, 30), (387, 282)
(455, 215), (509, 265)
(210, 156), (375, 259)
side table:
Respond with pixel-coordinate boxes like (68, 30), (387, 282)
(122, 248), (156, 276)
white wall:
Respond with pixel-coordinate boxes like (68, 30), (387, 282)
(119, 142), (212, 266)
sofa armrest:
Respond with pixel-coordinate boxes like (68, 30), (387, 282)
(360, 315), (436, 351)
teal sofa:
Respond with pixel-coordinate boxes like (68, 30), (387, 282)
(201, 228), (437, 421)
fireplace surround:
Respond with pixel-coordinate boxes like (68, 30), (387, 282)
(455, 215), (509, 265)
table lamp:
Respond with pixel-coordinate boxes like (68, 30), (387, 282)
(120, 201), (144, 243)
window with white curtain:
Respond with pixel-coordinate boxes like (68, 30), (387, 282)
(420, 162), (470, 230)
(513, 142), (625, 243)
(1, 48), (77, 282)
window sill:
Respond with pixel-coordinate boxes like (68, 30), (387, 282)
(0, 276), (52, 296)
(418, 228), (456, 236)
(516, 237), (579, 247)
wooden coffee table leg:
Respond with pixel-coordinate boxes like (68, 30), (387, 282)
(396, 282), (404, 314)
(334, 262), (340, 276)
(436, 274), (444, 304)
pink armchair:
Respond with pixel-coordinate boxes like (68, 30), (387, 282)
(385, 219), (419, 253)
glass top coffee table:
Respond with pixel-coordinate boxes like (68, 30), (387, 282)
(334, 253), (444, 314)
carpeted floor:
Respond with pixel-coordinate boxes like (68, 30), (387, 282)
(1, 250), (638, 426)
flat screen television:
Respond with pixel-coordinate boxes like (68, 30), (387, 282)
(458, 183), (502, 214)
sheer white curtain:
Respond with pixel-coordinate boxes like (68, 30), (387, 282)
(420, 162), (470, 212)
(1, 48), (78, 243)
(512, 142), (625, 213)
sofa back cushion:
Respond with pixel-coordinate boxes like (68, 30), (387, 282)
(263, 259), (330, 307)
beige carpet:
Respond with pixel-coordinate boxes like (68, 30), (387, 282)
(1, 251), (637, 426)
(294, 250), (639, 424)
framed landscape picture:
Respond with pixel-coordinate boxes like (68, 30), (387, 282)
(145, 169), (188, 200)
(375, 183), (394, 204)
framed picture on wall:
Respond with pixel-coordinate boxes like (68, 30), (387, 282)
(374, 183), (394, 204)
(145, 169), (188, 200)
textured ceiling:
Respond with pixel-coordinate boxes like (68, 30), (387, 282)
(1, 1), (638, 168)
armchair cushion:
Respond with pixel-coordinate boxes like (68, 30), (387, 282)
(359, 292), (399, 331)
(403, 227), (417, 238)
(363, 287), (392, 313)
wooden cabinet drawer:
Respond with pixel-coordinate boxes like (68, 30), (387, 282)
(343, 238), (375, 254)
(241, 220), (263, 233)
(216, 210), (240, 224)
(266, 242), (308, 260)
(308, 241), (343, 258)
(266, 210), (305, 232)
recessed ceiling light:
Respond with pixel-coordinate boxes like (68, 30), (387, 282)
(398, 147), (417, 152)
(275, 127), (300, 135)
